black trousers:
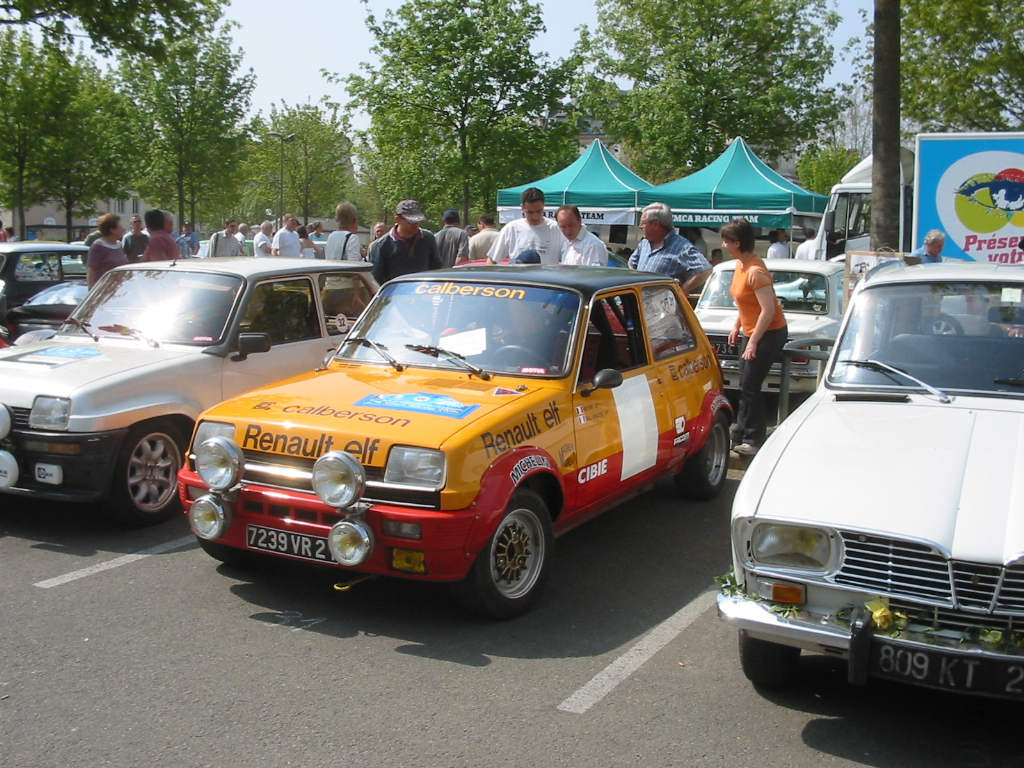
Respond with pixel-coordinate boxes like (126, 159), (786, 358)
(734, 325), (789, 447)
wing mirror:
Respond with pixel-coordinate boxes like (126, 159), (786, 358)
(231, 332), (271, 361)
(581, 368), (623, 397)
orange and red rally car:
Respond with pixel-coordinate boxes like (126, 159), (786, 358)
(178, 266), (732, 618)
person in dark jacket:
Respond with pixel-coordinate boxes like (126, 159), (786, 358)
(370, 200), (442, 284)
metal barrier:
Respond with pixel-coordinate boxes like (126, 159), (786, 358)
(777, 336), (835, 420)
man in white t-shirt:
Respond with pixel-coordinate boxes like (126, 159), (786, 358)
(326, 202), (363, 261)
(766, 228), (790, 258)
(794, 227), (817, 259)
(557, 205), (607, 265)
(253, 221), (273, 257)
(271, 214), (301, 257)
(487, 187), (561, 265)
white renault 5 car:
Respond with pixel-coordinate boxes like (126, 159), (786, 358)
(718, 260), (1024, 701)
(695, 259), (845, 393)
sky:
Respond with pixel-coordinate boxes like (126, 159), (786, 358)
(225, 0), (872, 129)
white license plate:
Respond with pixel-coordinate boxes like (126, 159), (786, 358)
(246, 525), (331, 563)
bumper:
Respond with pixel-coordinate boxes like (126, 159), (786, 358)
(718, 361), (820, 393)
(0, 428), (128, 503)
(179, 469), (479, 582)
(718, 593), (853, 655)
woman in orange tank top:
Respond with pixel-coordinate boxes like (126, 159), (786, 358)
(721, 218), (788, 456)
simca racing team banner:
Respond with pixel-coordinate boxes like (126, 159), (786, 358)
(497, 206), (638, 225)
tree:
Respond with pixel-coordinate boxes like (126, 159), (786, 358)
(871, 0), (901, 251)
(901, 0), (1024, 131)
(39, 56), (140, 241)
(1, 0), (224, 59)
(0, 31), (71, 238)
(581, 0), (844, 183)
(344, 0), (580, 222)
(118, 28), (254, 230)
(796, 145), (861, 196)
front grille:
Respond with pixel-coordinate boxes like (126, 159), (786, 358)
(889, 599), (1024, 639)
(239, 450), (440, 509)
(835, 531), (1024, 617)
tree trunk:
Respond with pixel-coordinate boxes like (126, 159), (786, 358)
(871, 0), (901, 251)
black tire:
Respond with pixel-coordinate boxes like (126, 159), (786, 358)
(932, 314), (963, 336)
(106, 421), (185, 526)
(675, 411), (730, 500)
(197, 537), (262, 568)
(457, 489), (554, 620)
(738, 630), (800, 687)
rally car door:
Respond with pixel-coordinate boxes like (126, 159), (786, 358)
(569, 289), (674, 513)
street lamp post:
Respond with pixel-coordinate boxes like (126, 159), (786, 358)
(266, 131), (297, 227)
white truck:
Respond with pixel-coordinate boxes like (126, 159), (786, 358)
(817, 133), (1024, 264)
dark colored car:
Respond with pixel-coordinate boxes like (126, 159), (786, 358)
(5, 280), (88, 339)
(0, 242), (89, 318)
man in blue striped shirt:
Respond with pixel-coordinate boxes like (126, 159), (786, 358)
(629, 202), (712, 295)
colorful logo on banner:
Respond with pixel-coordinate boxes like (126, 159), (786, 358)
(935, 150), (1024, 264)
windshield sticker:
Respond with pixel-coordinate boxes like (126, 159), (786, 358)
(492, 387), (522, 396)
(437, 327), (487, 357)
(356, 392), (479, 419)
(414, 283), (526, 299)
(1002, 287), (1023, 303)
(519, 367), (548, 375)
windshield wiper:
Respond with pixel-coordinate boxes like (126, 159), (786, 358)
(839, 358), (952, 403)
(995, 378), (1024, 388)
(347, 336), (404, 371)
(64, 317), (99, 342)
(405, 344), (492, 380)
(98, 324), (159, 347)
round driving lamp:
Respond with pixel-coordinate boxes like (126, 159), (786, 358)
(312, 451), (365, 509)
(189, 495), (230, 540)
(195, 436), (244, 491)
(0, 405), (11, 440)
(327, 519), (373, 566)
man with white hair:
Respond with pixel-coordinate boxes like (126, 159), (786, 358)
(629, 202), (712, 294)
(253, 221), (273, 257)
(910, 229), (946, 264)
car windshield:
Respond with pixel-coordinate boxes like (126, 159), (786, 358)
(828, 280), (1024, 396)
(335, 280), (581, 376)
(698, 268), (831, 314)
(67, 269), (242, 345)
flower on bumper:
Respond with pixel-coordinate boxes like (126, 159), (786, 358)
(865, 599), (908, 635)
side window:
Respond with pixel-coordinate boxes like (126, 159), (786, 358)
(13, 253), (60, 282)
(61, 252), (87, 278)
(319, 272), (373, 335)
(241, 278), (320, 345)
(579, 291), (646, 382)
(643, 286), (697, 360)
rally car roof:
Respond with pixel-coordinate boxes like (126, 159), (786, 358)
(112, 257), (372, 280)
(395, 265), (678, 301)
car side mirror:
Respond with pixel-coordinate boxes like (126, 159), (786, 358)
(232, 332), (271, 361)
(989, 306), (1024, 324)
(581, 368), (623, 397)
(822, 210), (835, 239)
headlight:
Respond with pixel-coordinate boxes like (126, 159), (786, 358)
(189, 495), (230, 540)
(29, 396), (72, 431)
(327, 519), (373, 566)
(750, 523), (832, 570)
(383, 446), (446, 490)
(192, 420), (236, 450)
(195, 437), (244, 491)
(312, 451), (365, 508)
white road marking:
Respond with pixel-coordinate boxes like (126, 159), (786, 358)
(33, 535), (196, 589)
(557, 590), (716, 714)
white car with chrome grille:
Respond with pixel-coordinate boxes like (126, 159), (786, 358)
(718, 260), (1024, 700)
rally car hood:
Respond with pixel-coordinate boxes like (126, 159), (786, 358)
(0, 337), (198, 403)
(740, 396), (1024, 564)
(211, 364), (560, 455)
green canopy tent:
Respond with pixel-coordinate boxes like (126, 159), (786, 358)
(497, 139), (652, 225)
(637, 137), (827, 229)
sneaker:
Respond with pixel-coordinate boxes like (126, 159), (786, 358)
(733, 443), (758, 456)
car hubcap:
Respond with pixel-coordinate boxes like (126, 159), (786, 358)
(128, 432), (181, 512)
(490, 509), (544, 599)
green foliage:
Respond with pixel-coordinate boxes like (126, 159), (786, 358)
(117, 28), (255, 229)
(901, 0), (1024, 131)
(0, 0), (224, 59)
(796, 145), (860, 196)
(344, 0), (580, 221)
(581, 0), (843, 183)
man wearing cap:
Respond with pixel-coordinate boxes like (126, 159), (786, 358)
(487, 187), (561, 265)
(557, 205), (608, 266)
(271, 213), (301, 257)
(434, 208), (470, 268)
(370, 200), (442, 284)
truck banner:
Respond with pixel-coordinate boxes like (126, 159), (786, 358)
(915, 133), (1024, 264)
